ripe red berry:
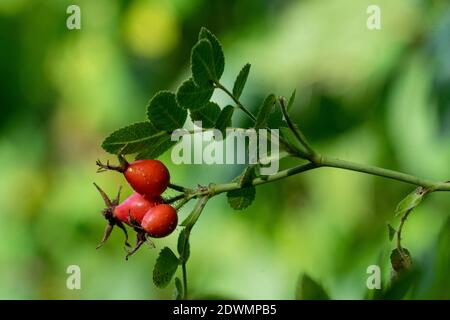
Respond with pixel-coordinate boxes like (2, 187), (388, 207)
(141, 204), (178, 238)
(114, 193), (163, 225)
(124, 160), (170, 198)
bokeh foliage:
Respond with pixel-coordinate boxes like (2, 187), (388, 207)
(0, 0), (449, 299)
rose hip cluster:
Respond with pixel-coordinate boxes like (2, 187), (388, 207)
(94, 157), (178, 259)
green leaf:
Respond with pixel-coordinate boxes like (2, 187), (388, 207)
(255, 94), (277, 129)
(395, 187), (427, 217)
(176, 78), (214, 111)
(296, 274), (330, 300)
(174, 277), (183, 300)
(387, 223), (397, 241)
(287, 89), (296, 112)
(180, 197), (209, 228)
(147, 91), (187, 131)
(198, 27), (224, 79)
(227, 187), (256, 210)
(190, 102), (221, 128)
(232, 63), (251, 99)
(267, 103), (285, 129)
(102, 121), (168, 155)
(136, 134), (176, 160)
(191, 39), (216, 86)
(215, 105), (234, 136)
(177, 228), (190, 262)
(238, 165), (258, 188)
(153, 247), (180, 289)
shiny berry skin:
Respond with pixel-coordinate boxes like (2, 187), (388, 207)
(124, 160), (170, 198)
(141, 204), (178, 238)
(114, 193), (163, 225)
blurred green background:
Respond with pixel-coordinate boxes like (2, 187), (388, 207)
(0, 0), (449, 299)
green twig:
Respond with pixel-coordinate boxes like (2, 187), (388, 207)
(165, 194), (185, 204)
(397, 209), (412, 254)
(319, 157), (450, 191)
(168, 183), (190, 193)
(278, 96), (317, 160)
(174, 197), (191, 211)
(181, 262), (188, 300)
(214, 81), (257, 122)
(178, 196), (210, 300)
(181, 156), (450, 200)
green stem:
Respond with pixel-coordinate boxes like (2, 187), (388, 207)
(209, 162), (319, 195)
(396, 207), (414, 268)
(182, 262), (188, 300)
(397, 209), (412, 252)
(174, 197), (191, 210)
(278, 97), (316, 159)
(192, 156), (450, 197)
(168, 183), (189, 193)
(165, 194), (185, 204)
(214, 81), (257, 122)
(319, 157), (450, 191)
(178, 196), (209, 300)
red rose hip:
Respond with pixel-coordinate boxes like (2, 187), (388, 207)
(124, 160), (170, 198)
(114, 193), (163, 225)
(141, 204), (178, 238)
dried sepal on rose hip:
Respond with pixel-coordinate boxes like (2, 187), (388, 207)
(96, 155), (170, 198)
(93, 183), (163, 249)
(124, 204), (178, 260)
(123, 214), (154, 261)
(93, 183), (130, 249)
